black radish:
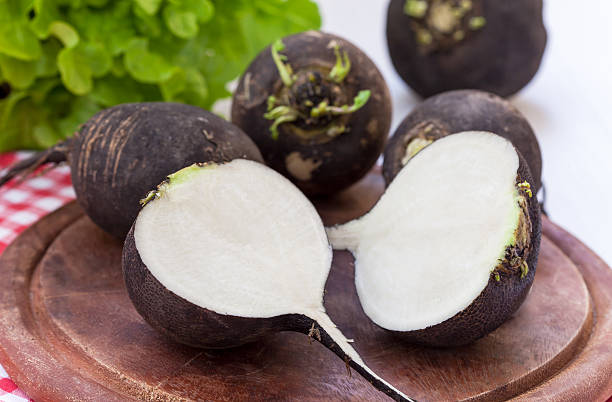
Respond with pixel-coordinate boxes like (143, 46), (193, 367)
(329, 131), (541, 347)
(232, 31), (392, 196)
(122, 160), (412, 401)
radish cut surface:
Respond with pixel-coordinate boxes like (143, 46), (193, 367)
(327, 131), (524, 332)
(135, 160), (330, 319)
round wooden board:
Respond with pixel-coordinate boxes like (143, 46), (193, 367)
(0, 171), (611, 401)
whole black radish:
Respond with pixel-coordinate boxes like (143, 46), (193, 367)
(232, 31), (392, 196)
(0, 103), (263, 239)
(386, 0), (547, 97)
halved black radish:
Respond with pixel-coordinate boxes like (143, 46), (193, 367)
(328, 131), (541, 347)
(122, 160), (412, 401)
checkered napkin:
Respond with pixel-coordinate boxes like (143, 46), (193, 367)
(0, 152), (75, 253)
(0, 151), (75, 402)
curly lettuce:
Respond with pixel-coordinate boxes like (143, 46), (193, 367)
(0, 0), (321, 151)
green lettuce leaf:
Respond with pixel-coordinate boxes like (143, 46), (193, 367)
(0, 55), (37, 89)
(0, 0), (321, 151)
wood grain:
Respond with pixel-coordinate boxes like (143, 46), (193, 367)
(0, 170), (611, 401)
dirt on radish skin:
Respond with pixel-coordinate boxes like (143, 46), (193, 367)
(0, 103), (263, 239)
(329, 131), (541, 347)
(231, 31), (392, 196)
(122, 160), (412, 402)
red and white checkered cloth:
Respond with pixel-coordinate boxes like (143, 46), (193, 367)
(0, 151), (75, 402)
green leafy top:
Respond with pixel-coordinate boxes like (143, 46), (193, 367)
(270, 39), (295, 87)
(0, 0), (321, 151)
(309, 90), (371, 118)
(328, 42), (350, 83)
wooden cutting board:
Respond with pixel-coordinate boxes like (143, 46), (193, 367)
(0, 170), (611, 401)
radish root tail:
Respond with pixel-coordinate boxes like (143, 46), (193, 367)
(303, 314), (414, 402)
(0, 139), (72, 188)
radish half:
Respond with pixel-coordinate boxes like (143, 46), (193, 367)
(122, 160), (411, 401)
(327, 131), (541, 346)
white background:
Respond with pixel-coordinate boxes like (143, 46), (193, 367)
(319, 0), (612, 266)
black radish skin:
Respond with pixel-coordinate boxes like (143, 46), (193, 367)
(396, 155), (541, 346)
(232, 31), (392, 196)
(0, 103), (263, 239)
(386, 0), (547, 97)
(383, 90), (542, 191)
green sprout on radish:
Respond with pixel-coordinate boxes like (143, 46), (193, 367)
(329, 43), (352, 83)
(263, 39), (371, 140)
(401, 0), (487, 48)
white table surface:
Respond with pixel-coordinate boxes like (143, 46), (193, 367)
(319, 0), (612, 266)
